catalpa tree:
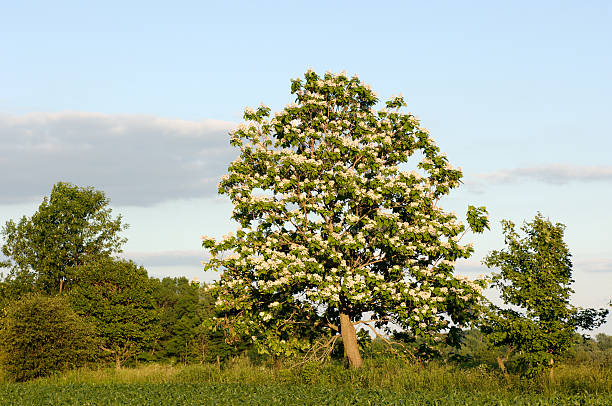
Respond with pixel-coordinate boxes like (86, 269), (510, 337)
(202, 70), (489, 368)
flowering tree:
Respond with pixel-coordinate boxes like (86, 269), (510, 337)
(202, 70), (488, 367)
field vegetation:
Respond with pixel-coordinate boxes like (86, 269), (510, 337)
(0, 350), (611, 405)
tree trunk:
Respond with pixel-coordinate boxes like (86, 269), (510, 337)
(497, 347), (512, 381)
(339, 312), (363, 369)
(116, 355), (121, 369)
(549, 356), (554, 382)
(496, 356), (509, 381)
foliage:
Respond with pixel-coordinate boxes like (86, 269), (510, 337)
(0, 182), (127, 295)
(148, 277), (239, 364)
(561, 333), (612, 367)
(0, 294), (97, 382)
(482, 213), (609, 378)
(150, 277), (203, 363)
(202, 70), (489, 366)
(69, 258), (159, 368)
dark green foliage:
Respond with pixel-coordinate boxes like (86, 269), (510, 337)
(1, 182), (127, 295)
(466, 205), (490, 233)
(146, 278), (245, 364)
(197, 285), (251, 363)
(482, 213), (609, 378)
(150, 277), (204, 363)
(0, 295), (97, 381)
(69, 258), (159, 367)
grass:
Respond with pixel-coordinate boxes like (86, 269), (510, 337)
(0, 358), (610, 405)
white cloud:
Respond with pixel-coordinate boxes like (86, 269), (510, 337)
(574, 257), (612, 273)
(471, 164), (612, 186)
(0, 112), (238, 206)
(121, 249), (207, 268)
(462, 164), (612, 193)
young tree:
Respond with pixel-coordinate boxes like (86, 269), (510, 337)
(202, 70), (488, 368)
(0, 294), (97, 381)
(69, 258), (160, 368)
(1, 182), (127, 294)
(482, 214), (608, 378)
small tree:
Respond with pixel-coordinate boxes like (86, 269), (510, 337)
(0, 295), (97, 381)
(69, 258), (159, 368)
(482, 213), (608, 378)
(202, 70), (488, 368)
(1, 182), (127, 294)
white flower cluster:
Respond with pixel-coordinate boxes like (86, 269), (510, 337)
(202, 71), (486, 354)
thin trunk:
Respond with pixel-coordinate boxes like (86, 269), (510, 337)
(59, 278), (63, 294)
(549, 356), (554, 382)
(339, 312), (363, 369)
(116, 355), (121, 369)
(497, 347), (512, 381)
(496, 356), (509, 381)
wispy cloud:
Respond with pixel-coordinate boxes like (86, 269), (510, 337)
(472, 164), (612, 185)
(574, 257), (612, 273)
(0, 112), (238, 206)
(463, 164), (612, 193)
(122, 250), (208, 268)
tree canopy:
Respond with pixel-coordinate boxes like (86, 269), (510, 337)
(202, 70), (489, 367)
(69, 258), (159, 368)
(482, 213), (609, 377)
(1, 182), (127, 294)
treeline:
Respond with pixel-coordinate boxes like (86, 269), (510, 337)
(0, 270), (238, 381)
(0, 182), (610, 382)
(0, 183), (240, 381)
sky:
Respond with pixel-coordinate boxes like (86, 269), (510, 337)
(1, 1), (610, 333)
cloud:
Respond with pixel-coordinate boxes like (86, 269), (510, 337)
(469, 164), (612, 188)
(454, 259), (488, 275)
(121, 250), (208, 268)
(574, 257), (612, 273)
(0, 112), (238, 206)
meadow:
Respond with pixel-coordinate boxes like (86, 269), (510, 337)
(1, 357), (610, 405)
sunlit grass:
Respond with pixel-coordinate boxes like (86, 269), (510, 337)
(23, 357), (610, 395)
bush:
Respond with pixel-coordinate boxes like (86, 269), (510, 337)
(0, 294), (97, 381)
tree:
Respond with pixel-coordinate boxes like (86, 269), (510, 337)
(150, 277), (204, 363)
(0, 294), (97, 381)
(69, 258), (160, 368)
(202, 70), (489, 368)
(482, 214), (608, 378)
(1, 182), (127, 294)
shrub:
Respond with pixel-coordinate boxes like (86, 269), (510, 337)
(0, 294), (97, 381)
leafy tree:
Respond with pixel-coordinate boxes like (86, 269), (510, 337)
(0, 294), (97, 381)
(69, 258), (160, 368)
(482, 213), (609, 378)
(150, 277), (204, 363)
(202, 70), (489, 368)
(1, 182), (127, 294)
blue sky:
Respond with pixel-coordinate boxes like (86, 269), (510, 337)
(1, 1), (610, 332)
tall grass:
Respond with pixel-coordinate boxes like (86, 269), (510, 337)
(27, 357), (611, 395)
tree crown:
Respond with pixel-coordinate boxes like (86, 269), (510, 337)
(202, 71), (488, 356)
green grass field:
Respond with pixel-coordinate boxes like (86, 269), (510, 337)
(1, 359), (610, 405)
(2, 382), (611, 406)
